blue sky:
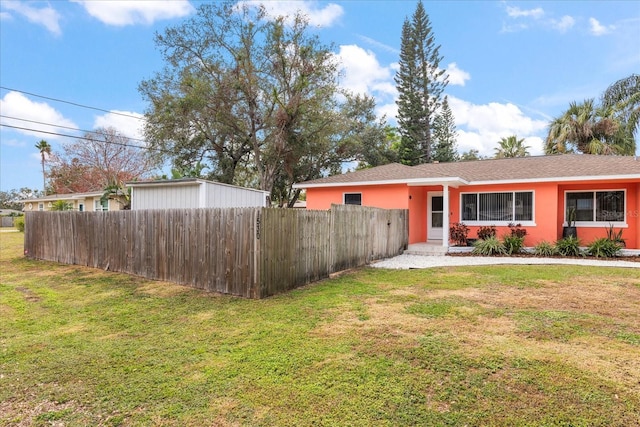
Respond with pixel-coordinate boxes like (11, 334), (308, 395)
(1, 0), (639, 192)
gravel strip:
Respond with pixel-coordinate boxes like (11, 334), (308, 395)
(372, 254), (640, 269)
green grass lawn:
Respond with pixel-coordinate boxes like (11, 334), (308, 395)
(1, 231), (639, 426)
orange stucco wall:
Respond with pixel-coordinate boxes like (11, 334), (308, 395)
(305, 179), (640, 249)
(306, 184), (409, 211)
(449, 182), (557, 247)
(557, 181), (638, 249)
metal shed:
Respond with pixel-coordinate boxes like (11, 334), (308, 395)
(127, 178), (270, 210)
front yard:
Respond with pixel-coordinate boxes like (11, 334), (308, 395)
(1, 231), (639, 426)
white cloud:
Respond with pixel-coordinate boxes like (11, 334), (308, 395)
(238, 1), (343, 27)
(1, 138), (26, 147)
(448, 97), (547, 157)
(502, 3), (575, 34)
(93, 111), (146, 143)
(0, 92), (78, 140)
(377, 102), (398, 122)
(335, 45), (394, 97)
(72, 0), (194, 26)
(1, 0), (61, 35)
(357, 35), (399, 54)
(549, 15), (575, 33)
(446, 63), (471, 86)
(500, 22), (529, 33)
(589, 17), (614, 36)
(506, 6), (544, 19)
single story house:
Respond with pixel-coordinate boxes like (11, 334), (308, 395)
(20, 191), (124, 212)
(293, 154), (640, 250)
(126, 178), (270, 210)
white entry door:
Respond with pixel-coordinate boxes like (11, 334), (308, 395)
(428, 192), (444, 240)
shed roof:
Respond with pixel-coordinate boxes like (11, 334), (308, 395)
(295, 154), (640, 188)
(127, 178), (269, 195)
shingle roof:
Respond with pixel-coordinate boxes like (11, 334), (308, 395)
(295, 154), (640, 187)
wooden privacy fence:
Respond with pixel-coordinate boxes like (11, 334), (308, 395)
(24, 205), (408, 298)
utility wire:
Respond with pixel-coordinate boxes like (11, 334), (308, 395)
(0, 86), (144, 121)
(0, 123), (170, 154)
(0, 114), (149, 145)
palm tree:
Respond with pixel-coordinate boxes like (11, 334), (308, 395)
(35, 139), (51, 192)
(50, 200), (72, 211)
(601, 74), (639, 149)
(494, 135), (529, 158)
(544, 99), (632, 155)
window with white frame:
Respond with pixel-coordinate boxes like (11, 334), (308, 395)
(38, 203), (44, 211)
(461, 191), (533, 223)
(344, 193), (362, 205)
(94, 199), (109, 212)
(566, 190), (625, 224)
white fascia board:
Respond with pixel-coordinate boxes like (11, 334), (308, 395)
(469, 174), (640, 186)
(293, 174), (639, 190)
(293, 177), (467, 189)
(126, 180), (200, 188)
(406, 177), (468, 187)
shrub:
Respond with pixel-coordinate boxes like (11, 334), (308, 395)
(14, 216), (25, 232)
(508, 222), (527, 238)
(502, 235), (525, 255)
(555, 236), (582, 257)
(477, 225), (497, 240)
(605, 224), (625, 247)
(586, 238), (622, 258)
(449, 222), (469, 246)
(534, 241), (557, 257)
(472, 236), (506, 256)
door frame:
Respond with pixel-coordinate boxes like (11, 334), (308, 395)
(427, 192), (444, 240)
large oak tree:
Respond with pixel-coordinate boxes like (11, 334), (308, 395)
(140, 2), (385, 206)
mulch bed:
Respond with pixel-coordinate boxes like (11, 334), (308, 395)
(447, 251), (640, 263)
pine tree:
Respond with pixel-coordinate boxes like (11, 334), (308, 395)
(432, 96), (458, 162)
(395, 1), (448, 165)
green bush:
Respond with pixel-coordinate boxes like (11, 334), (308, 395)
(555, 236), (582, 257)
(534, 241), (557, 257)
(502, 235), (524, 254)
(472, 236), (506, 256)
(586, 238), (622, 258)
(605, 225), (625, 247)
(14, 216), (25, 232)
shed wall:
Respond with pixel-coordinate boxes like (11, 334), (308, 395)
(204, 183), (267, 208)
(132, 185), (200, 210)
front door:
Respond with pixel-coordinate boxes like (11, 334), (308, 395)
(428, 192), (444, 240)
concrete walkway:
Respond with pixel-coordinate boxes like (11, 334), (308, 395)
(372, 253), (640, 269)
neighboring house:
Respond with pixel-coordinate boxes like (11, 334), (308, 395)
(127, 178), (270, 210)
(293, 154), (640, 250)
(20, 191), (124, 212)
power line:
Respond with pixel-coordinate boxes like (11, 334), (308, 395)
(0, 114), (149, 145)
(0, 123), (170, 154)
(0, 86), (144, 120)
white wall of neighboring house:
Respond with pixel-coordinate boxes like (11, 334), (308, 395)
(128, 179), (270, 210)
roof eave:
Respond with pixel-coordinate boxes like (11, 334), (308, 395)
(470, 174), (640, 186)
(294, 177), (468, 189)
